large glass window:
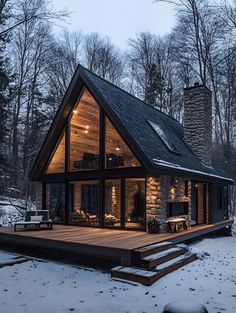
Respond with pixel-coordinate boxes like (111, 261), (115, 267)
(70, 89), (100, 171)
(104, 179), (121, 228)
(46, 183), (65, 223)
(105, 117), (140, 168)
(46, 132), (65, 174)
(125, 178), (145, 229)
(69, 180), (99, 226)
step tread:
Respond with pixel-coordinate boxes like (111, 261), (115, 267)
(0, 257), (31, 268)
(155, 252), (196, 271)
(135, 241), (173, 253)
(112, 266), (157, 278)
(142, 247), (184, 261)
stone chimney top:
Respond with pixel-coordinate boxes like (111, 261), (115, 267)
(183, 84), (212, 166)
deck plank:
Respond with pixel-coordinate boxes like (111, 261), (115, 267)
(0, 220), (232, 258)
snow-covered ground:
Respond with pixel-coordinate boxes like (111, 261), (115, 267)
(0, 197), (35, 226)
(0, 236), (236, 313)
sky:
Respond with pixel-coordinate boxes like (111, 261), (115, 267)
(51, 0), (176, 49)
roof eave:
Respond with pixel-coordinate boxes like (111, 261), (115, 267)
(151, 163), (233, 184)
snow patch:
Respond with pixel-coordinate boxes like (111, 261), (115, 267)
(0, 236), (236, 312)
(163, 299), (208, 313)
(152, 158), (233, 182)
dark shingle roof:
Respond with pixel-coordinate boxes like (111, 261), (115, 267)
(81, 66), (232, 182)
(30, 64), (232, 182)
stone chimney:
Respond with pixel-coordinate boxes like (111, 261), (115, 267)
(183, 83), (212, 166)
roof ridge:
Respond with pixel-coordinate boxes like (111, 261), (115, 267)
(79, 64), (182, 126)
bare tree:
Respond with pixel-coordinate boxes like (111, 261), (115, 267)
(127, 32), (183, 118)
(83, 33), (124, 85)
(0, 0), (68, 38)
(7, 0), (56, 196)
(45, 30), (83, 116)
(156, 0), (236, 209)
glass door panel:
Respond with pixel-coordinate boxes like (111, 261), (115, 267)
(125, 178), (145, 230)
(104, 179), (121, 228)
(69, 180), (99, 226)
(46, 183), (65, 223)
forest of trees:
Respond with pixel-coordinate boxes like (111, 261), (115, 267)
(0, 0), (235, 212)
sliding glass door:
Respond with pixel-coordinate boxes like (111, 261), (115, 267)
(45, 183), (65, 223)
(104, 179), (121, 228)
(104, 177), (146, 230)
(125, 178), (146, 230)
(68, 177), (146, 230)
(69, 180), (100, 226)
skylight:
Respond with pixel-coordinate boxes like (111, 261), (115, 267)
(148, 120), (181, 154)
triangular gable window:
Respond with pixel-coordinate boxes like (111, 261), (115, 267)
(105, 117), (140, 168)
(46, 132), (65, 173)
(70, 88), (100, 171)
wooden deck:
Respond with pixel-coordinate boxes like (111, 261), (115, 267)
(0, 220), (233, 266)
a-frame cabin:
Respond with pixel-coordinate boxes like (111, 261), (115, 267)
(30, 65), (233, 233)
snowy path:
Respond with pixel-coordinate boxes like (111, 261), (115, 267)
(0, 236), (235, 313)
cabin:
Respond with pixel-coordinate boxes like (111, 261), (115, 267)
(30, 65), (233, 233)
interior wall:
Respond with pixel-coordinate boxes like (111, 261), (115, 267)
(46, 132), (65, 174)
(70, 89), (100, 171)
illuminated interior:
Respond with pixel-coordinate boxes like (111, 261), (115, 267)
(69, 180), (99, 227)
(44, 88), (145, 229)
(70, 89), (100, 171)
(104, 179), (121, 228)
(125, 178), (145, 229)
(105, 117), (140, 168)
(46, 132), (65, 174)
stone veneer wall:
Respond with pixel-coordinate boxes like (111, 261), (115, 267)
(146, 176), (192, 232)
(184, 85), (212, 166)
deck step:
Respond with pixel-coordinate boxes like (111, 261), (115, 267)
(154, 252), (197, 278)
(111, 252), (197, 286)
(111, 266), (159, 286)
(133, 241), (174, 259)
(141, 247), (188, 269)
(0, 257), (32, 268)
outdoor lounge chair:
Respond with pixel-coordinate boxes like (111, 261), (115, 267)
(14, 210), (53, 232)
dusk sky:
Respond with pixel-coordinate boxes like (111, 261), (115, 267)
(51, 0), (176, 48)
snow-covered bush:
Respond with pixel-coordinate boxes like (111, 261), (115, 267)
(0, 197), (35, 227)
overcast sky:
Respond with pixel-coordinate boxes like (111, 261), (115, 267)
(51, 0), (176, 49)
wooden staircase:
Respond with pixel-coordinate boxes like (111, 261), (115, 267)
(111, 241), (197, 286)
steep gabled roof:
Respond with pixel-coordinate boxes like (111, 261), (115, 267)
(30, 65), (233, 183)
